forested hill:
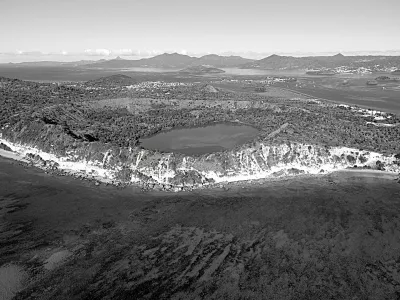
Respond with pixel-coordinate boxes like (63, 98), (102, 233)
(85, 74), (137, 86)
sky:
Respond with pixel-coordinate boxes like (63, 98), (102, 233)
(1, 0), (400, 62)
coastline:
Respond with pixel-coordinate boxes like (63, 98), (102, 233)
(332, 168), (399, 180)
(1, 144), (398, 193)
(0, 147), (120, 187)
(0, 148), (29, 163)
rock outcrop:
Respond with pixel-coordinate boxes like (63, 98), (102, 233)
(1, 127), (399, 191)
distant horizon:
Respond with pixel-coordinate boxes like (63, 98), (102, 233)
(2, 49), (400, 64)
(2, 0), (400, 63)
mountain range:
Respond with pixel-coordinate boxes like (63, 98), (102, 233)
(240, 53), (400, 70)
(2, 53), (400, 71)
(82, 53), (253, 69)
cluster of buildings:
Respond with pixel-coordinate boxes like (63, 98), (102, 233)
(334, 65), (398, 74)
(126, 81), (193, 92)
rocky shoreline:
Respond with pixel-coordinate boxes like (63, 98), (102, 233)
(1, 136), (399, 192)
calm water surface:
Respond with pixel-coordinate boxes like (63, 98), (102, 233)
(221, 68), (308, 76)
(140, 123), (259, 155)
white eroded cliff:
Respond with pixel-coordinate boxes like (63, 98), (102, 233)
(1, 137), (398, 189)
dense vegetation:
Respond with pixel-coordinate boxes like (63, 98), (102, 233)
(1, 75), (400, 154)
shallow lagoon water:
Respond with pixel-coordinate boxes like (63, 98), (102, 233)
(1, 156), (400, 299)
(140, 123), (259, 155)
(221, 68), (308, 76)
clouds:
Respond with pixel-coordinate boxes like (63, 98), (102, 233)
(136, 50), (163, 57)
(113, 49), (134, 56)
(0, 48), (164, 63)
(82, 49), (169, 57)
(82, 49), (195, 57)
(84, 49), (112, 56)
(16, 50), (44, 56)
(0, 50), (72, 56)
(82, 48), (159, 57)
